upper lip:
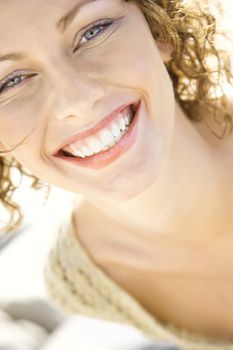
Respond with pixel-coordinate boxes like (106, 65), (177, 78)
(53, 100), (139, 155)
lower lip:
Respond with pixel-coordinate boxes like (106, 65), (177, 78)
(56, 101), (141, 169)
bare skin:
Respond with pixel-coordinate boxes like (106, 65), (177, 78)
(73, 106), (233, 341)
(73, 206), (233, 341)
(0, 0), (232, 341)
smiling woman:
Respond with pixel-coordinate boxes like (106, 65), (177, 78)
(0, 0), (233, 349)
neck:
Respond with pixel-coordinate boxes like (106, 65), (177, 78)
(78, 102), (231, 241)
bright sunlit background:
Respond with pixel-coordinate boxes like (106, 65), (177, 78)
(0, 185), (78, 299)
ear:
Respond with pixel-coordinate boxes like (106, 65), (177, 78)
(156, 40), (174, 62)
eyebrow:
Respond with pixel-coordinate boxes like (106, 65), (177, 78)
(0, 53), (27, 63)
(0, 0), (100, 63)
(57, 0), (100, 33)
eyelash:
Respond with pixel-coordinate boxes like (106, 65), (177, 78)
(73, 18), (115, 52)
(0, 19), (117, 94)
(0, 74), (35, 95)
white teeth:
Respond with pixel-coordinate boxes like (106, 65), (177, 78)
(108, 139), (117, 147)
(124, 115), (130, 126)
(87, 137), (104, 154)
(119, 117), (126, 131)
(98, 128), (115, 146)
(69, 144), (86, 158)
(122, 107), (131, 126)
(62, 105), (135, 158)
(72, 149), (86, 158)
(80, 145), (94, 156)
(110, 122), (121, 139)
(114, 132), (122, 142)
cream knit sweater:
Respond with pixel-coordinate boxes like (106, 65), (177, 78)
(44, 208), (233, 350)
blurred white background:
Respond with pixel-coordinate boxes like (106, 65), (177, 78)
(0, 186), (77, 299)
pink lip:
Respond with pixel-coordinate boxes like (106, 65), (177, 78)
(55, 100), (141, 169)
(53, 101), (138, 155)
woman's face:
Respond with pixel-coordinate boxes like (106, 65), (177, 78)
(0, 0), (175, 202)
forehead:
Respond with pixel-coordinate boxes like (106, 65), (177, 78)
(0, 0), (79, 29)
(0, 0), (106, 53)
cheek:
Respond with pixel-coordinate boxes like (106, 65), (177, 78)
(96, 29), (158, 89)
(87, 16), (175, 136)
(0, 90), (49, 147)
(98, 15), (176, 147)
(81, 12), (174, 111)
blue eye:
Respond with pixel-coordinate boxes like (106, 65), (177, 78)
(0, 74), (34, 94)
(73, 19), (114, 52)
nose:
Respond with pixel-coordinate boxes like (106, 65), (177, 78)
(51, 69), (105, 121)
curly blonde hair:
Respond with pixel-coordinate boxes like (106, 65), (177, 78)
(1, 0), (232, 234)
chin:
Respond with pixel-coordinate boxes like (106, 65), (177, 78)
(117, 178), (159, 202)
(99, 162), (162, 203)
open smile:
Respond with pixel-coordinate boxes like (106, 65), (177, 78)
(54, 100), (141, 169)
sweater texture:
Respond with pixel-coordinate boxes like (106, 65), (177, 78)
(44, 208), (233, 350)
